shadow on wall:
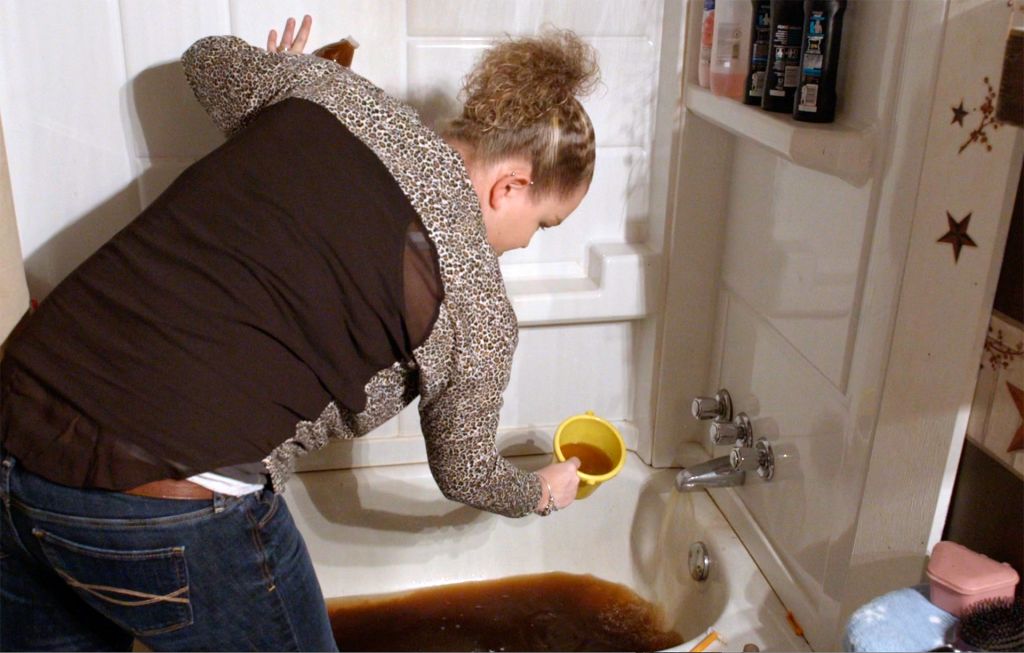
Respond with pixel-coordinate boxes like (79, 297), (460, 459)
(293, 442), (554, 539)
(298, 468), (484, 539)
(23, 58), (464, 300)
(23, 60), (223, 300)
(126, 61), (224, 167)
(405, 87), (458, 133)
(23, 182), (140, 300)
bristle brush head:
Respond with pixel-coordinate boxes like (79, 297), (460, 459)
(955, 596), (1024, 652)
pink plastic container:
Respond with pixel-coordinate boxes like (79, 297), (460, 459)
(926, 541), (1019, 617)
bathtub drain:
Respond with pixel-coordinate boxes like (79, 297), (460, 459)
(688, 542), (711, 581)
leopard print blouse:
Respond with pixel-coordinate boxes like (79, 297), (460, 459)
(181, 36), (541, 518)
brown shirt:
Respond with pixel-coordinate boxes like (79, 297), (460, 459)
(0, 36), (541, 518)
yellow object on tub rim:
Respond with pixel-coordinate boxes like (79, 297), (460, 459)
(688, 629), (721, 652)
(553, 410), (626, 499)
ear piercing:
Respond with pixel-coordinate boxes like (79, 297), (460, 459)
(510, 172), (535, 186)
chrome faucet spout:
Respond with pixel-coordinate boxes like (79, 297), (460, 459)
(675, 455), (746, 491)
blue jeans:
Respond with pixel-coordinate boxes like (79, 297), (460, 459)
(0, 455), (337, 651)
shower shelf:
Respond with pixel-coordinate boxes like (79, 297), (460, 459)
(684, 84), (876, 186)
(502, 243), (656, 327)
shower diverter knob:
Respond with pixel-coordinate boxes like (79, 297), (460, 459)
(691, 389), (733, 422)
(729, 438), (775, 480)
(710, 412), (753, 447)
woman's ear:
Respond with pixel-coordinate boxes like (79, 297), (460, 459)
(487, 171), (533, 212)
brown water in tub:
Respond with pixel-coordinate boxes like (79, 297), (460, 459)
(326, 571), (683, 652)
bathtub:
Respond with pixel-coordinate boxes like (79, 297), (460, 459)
(284, 451), (811, 652)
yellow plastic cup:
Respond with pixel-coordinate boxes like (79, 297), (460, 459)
(553, 410), (627, 499)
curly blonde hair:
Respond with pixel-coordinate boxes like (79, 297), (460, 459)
(443, 29), (600, 199)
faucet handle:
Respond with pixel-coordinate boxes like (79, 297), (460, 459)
(691, 389), (733, 422)
(729, 438), (775, 480)
(710, 412), (753, 447)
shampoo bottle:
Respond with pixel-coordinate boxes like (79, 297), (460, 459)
(710, 0), (752, 100)
(313, 36), (359, 67)
(762, 0), (804, 112)
(744, 0), (772, 105)
(794, 0), (846, 122)
(699, 0), (716, 88)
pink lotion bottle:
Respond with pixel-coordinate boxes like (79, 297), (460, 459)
(710, 0), (753, 100)
(699, 0), (716, 88)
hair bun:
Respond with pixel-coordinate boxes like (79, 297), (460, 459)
(461, 28), (599, 132)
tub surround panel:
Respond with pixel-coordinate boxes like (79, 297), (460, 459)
(406, 37), (657, 149)
(502, 322), (633, 427)
(406, 0), (659, 38)
(119, 0), (230, 160)
(500, 147), (650, 269)
(505, 245), (656, 327)
(0, 0), (140, 298)
(651, 116), (734, 465)
(722, 140), (872, 392)
(0, 114), (29, 345)
(227, 0), (406, 96)
(294, 421), (641, 474)
(400, 321), (634, 433)
(708, 485), (839, 651)
(714, 290), (850, 632)
(294, 321), (636, 473)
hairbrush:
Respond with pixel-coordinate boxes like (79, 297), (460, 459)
(953, 596), (1024, 652)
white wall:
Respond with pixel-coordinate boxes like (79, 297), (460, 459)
(0, 0), (673, 464)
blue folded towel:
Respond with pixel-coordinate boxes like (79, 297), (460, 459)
(843, 584), (958, 652)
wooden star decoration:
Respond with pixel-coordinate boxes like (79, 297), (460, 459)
(1008, 382), (1024, 454)
(951, 100), (969, 126)
(937, 212), (978, 262)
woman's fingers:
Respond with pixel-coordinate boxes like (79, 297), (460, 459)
(291, 15), (312, 53)
(555, 462), (580, 508)
(280, 17), (296, 50)
(267, 15), (312, 53)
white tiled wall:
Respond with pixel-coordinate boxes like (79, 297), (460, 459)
(722, 139), (870, 390)
(0, 1), (669, 465)
(714, 291), (850, 592)
(0, 0), (141, 290)
(406, 1), (658, 38)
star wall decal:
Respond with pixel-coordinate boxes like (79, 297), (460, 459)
(937, 211), (978, 262)
(1007, 382), (1024, 454)
(951, 100), (968, 126)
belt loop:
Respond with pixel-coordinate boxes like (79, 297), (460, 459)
(213, 491), (228, 513)
(0, 454), (14, 507)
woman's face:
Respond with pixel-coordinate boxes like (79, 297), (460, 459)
(486, 183), (588, 255)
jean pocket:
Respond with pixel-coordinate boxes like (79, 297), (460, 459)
(252, 491), (280, 530)
(33, 528), (193, 636)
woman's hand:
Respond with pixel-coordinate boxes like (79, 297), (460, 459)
(267, 15), (312, 54)
(535, 458), (581, 514)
